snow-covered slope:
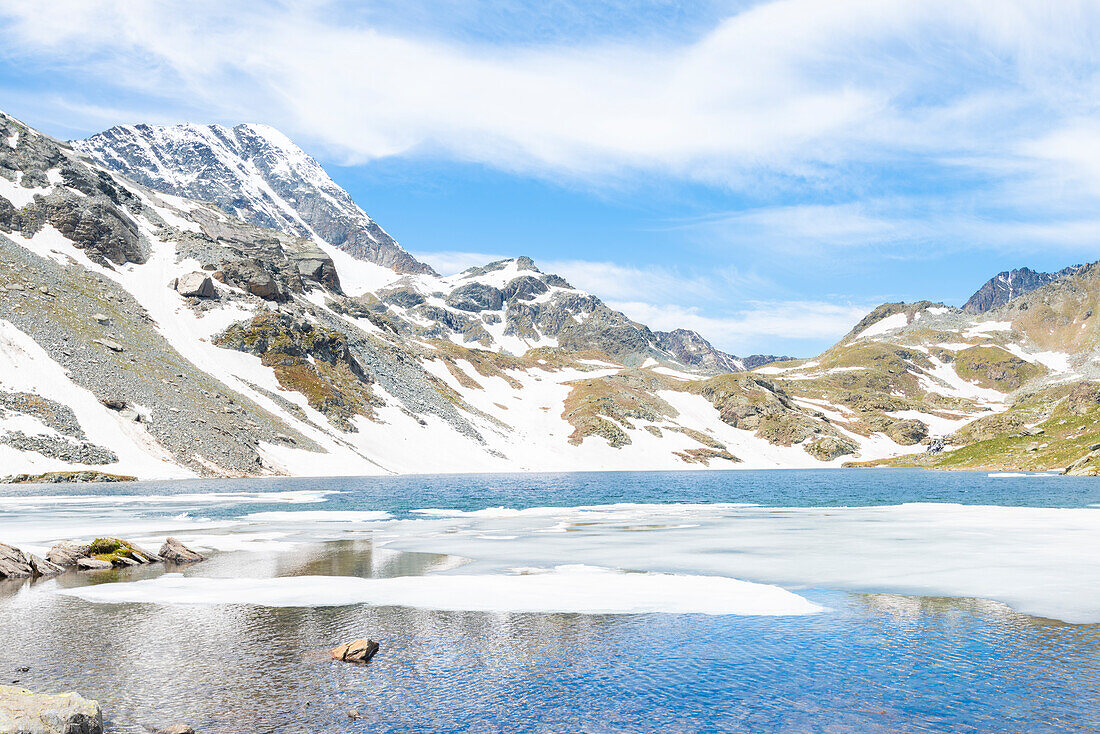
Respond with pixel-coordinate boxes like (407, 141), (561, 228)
(73, 122), (432, 275)
(6, 108), (1098, 480)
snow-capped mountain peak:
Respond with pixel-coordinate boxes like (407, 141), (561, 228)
(73, 122), (434, 275)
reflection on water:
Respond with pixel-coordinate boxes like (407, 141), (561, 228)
(0, 542), (1098, 733)
(1, 469), (1099, 733)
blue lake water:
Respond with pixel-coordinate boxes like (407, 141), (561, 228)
(0, 469), (1098, 733)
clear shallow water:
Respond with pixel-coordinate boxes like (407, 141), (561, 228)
(1, 469), (1098, 733)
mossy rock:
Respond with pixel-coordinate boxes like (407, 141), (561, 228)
(804, 435), (858, 461)
(954, 346), (1046, 390)
(884, 419), (928, 445)
(88, 537), (156, 565)
(674, 447), (741, 465)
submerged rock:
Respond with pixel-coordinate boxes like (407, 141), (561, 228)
(329, 638), (379, 664)
(159, 537), (204, 564)
(158, 725), (194, 734)
(0, 685), (102, 734)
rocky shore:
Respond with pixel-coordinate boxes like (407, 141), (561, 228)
(0, 536), (202, 578)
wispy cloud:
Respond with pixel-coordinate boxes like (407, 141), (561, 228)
(609, 300), (873, 355)
(413, 250), (507, 276)
(4, 0), (1098, 187)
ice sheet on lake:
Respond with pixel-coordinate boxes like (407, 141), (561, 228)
(58, 565), (823, 616)
(377, 502), (1100, 623)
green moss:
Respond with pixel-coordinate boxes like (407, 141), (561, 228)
(87, 537), (154, 565)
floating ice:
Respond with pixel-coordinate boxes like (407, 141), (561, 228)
(57, 565), (823, 616)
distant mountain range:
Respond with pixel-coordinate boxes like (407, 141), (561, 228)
(2, 108), (1099, 479)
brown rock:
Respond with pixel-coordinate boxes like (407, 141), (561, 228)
(159, 725), (194, 734)
(159, 537), (204, 564)
(329, 638), (379, 664)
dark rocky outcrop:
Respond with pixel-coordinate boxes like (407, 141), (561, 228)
(75, 123), (434, 275)
(446, 282), (504, 312)
(654, 328), (743, 374)
(963, 266), (1082, 314)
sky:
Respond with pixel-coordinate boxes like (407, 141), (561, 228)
(2, 0), (1099, 356)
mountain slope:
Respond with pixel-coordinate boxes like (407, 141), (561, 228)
(73, 123), (433, 275)
(4, 109), (940, 480)
(764, 266), (1100, 474)
(9, 109), (1093, 479)
(962, 265), (1081, 314)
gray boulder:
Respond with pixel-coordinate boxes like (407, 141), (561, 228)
(175, 272), (215, 298)
(0, 685), (102, 734)
(75, 558), (112, 571)
(28, 554), (64, 577)
(0, 542), (33, 578)
(159, 537), (204, 564)
(159, 726), (194, 734)
(45, 541), (90, 567)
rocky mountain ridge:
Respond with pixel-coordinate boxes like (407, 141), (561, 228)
(74, 123), (433, 275)
(4, 108), (1099, 478)
(962, 265), (1082, 314)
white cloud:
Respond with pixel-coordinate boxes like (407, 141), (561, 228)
(540, 260), (721, 303)
(413, 250), (507, 276)
(5, 0), (1100, 187)
(610, 300), (872, 353)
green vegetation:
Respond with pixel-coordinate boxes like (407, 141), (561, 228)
(856, 381), (1100, 473)
(88, 537), (156, 565)
(953, 346), (1046, 390)
(2, 471), (136, 484)
(215, 312), (381, 431)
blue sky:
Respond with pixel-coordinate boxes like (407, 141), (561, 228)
(2, 1), (1099, 356)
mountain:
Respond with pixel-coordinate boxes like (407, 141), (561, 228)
(4, 109), (903, 480)
(758, 268), (1100, 474)
(962, 265), (1082, 314)
(73, 123), (434, 275)
(6, 108), (1098, 480)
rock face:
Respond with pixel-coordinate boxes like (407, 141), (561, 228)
(0, 685), (102, 734)
(0, 542), (33, 577)
(175, 272), (215, 298)
(963, 266), (1082, 314)
(45, 542), (90, 567)
(74, 123), (434, 275)
(159, 537), (204, 564)
(330, 638), (379, 664)
(654, 329), (745, 373)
